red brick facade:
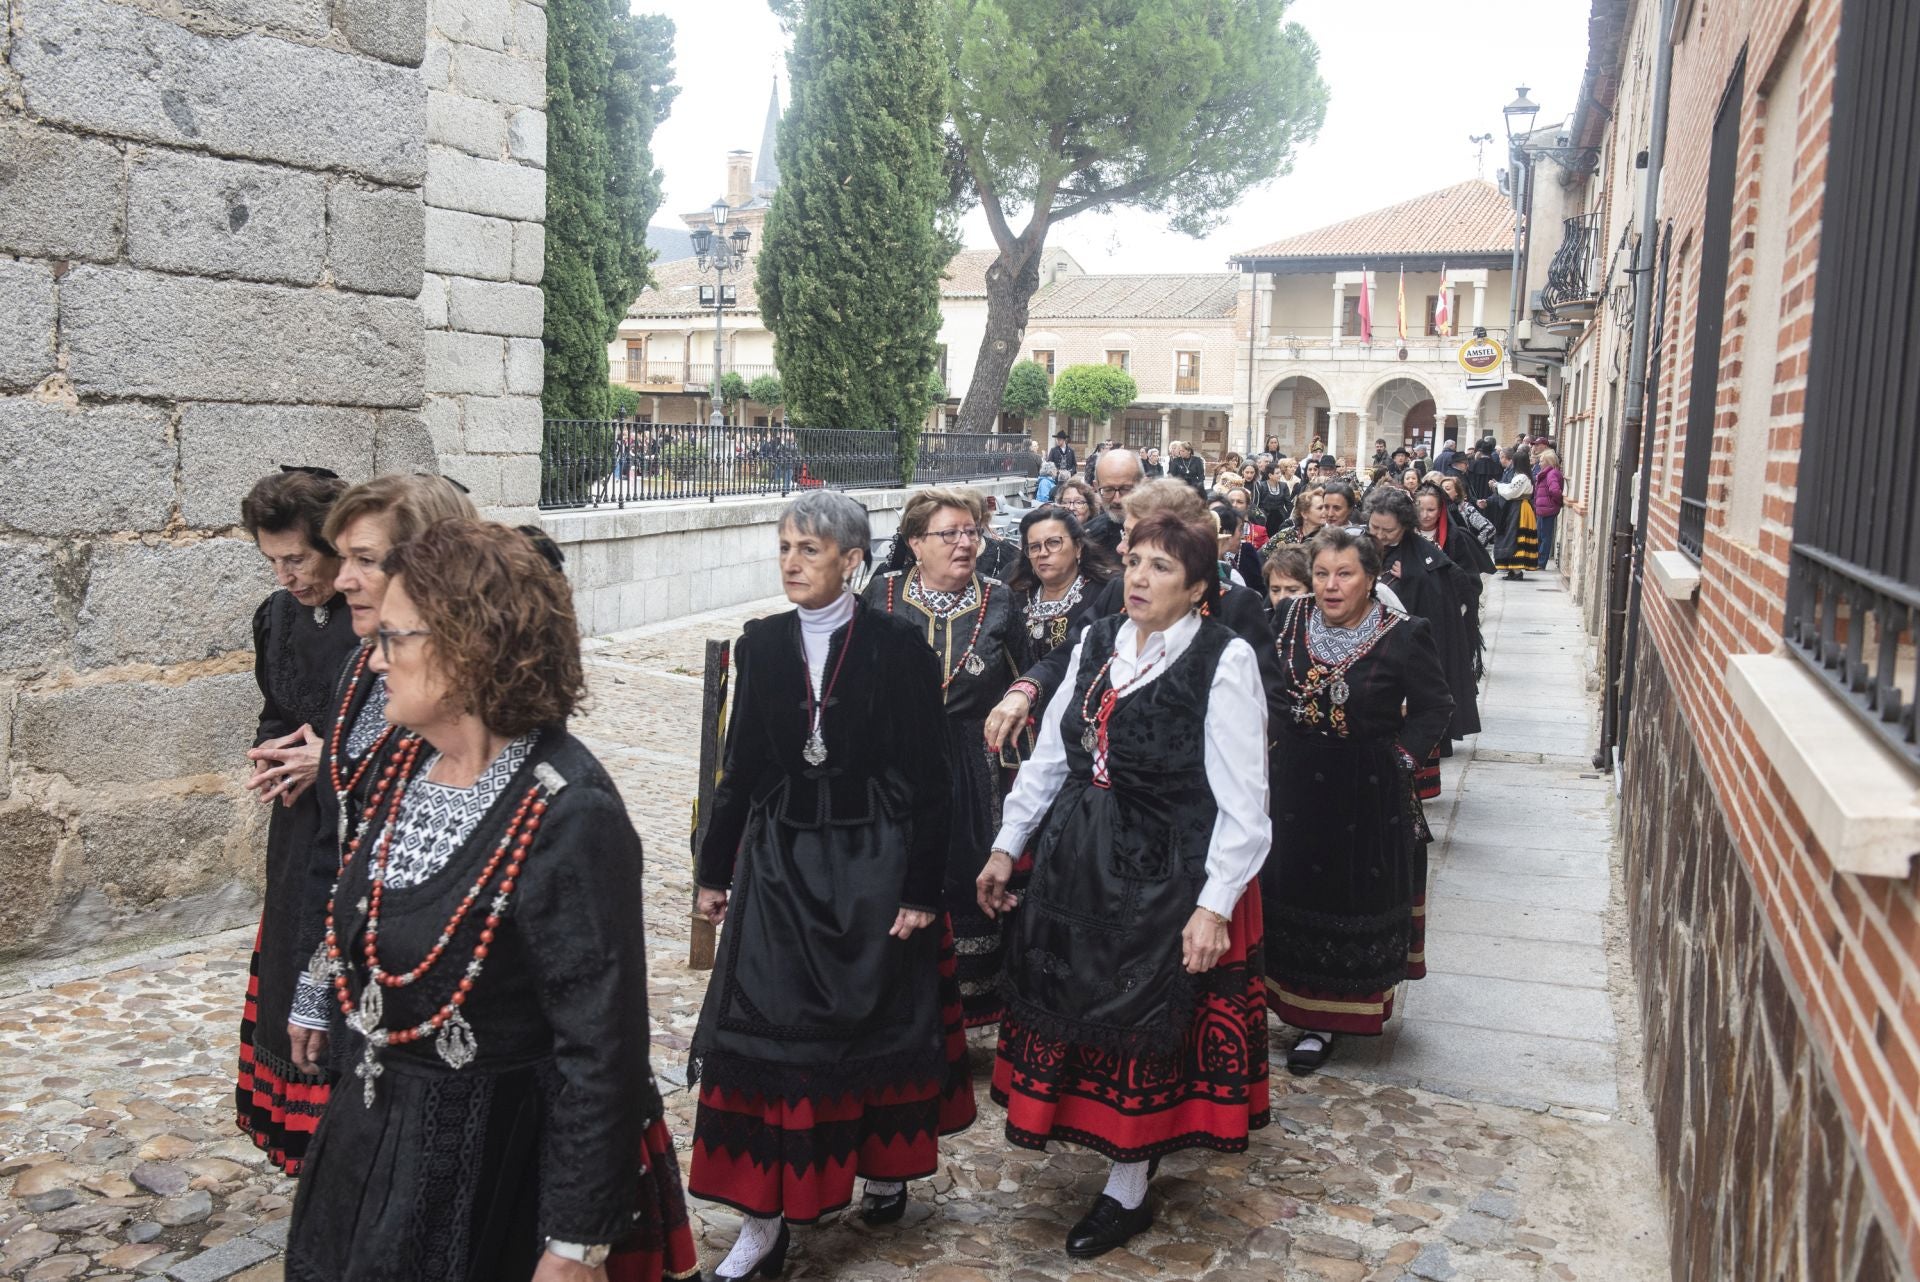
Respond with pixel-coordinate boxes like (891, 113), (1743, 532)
(1597, 0), (1920, 1272)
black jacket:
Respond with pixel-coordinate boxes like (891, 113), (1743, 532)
(1047, 443), (1077, 476)
(1168, 454), (1207, 491)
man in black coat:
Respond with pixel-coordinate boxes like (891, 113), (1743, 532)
(1046, 430), (1077, 478)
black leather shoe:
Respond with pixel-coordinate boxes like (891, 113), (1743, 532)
(858, 1185), (908, 1225)
(715, 1219), (789, 1279)
(1065, 1193), (1153, 1258)
(1287, 1032), (1334, 1076)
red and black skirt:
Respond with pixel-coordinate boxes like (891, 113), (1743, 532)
(688, 928), (976, 1223)
(236, 918), (330, 1174)
(991, 888), (1270, 1162)
(609, 1120), (702, 1282)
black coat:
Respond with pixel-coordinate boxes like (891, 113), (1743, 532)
(1047, 443), (1077, 476)
(1169, 454), (1208, 491)
(289, 730), (665, 1276)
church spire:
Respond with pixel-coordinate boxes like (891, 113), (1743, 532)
(752, 76), (781, 199)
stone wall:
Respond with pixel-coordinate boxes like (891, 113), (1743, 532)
(1621, 648), (1906, 1282)
(544, 479), (1032, 637)
(0, 0), (544, 960)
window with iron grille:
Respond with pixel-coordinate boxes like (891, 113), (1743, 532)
(1122, 416), (1158, 450)
(1783, 0), (1920, 770)
(1106, 350), (1131, 371)
(1032, 349), (1055, 379)
(1678, 53), (1744, 561)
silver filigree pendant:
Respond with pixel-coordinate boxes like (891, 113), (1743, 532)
(336, 807), (349, 853)
(964, 652), (985, 676)
(314, 604), (331, 628)
(1028, 618), (1045, 639)
(1331, 678), (1350, 706)
(1080, 725), (1098, 753)
(802, 730), (828, 767)
(356, 1044), (383, 1108)
(356, 979), (384, 1032)
(437, 1008), (478, 1070)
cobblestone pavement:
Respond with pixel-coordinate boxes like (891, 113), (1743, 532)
(1, 592), (1670, 1282)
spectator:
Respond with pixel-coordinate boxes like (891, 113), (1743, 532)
(1533, 448), (1565, 566)
(1047, 430), (1077, 477)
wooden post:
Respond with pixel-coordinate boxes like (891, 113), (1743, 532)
(687, 637), (731, 970)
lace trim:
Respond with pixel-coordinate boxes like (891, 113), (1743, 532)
(344, 673), (390, 760)
(1306, 604), (1387, 665)
(289, 972), (331, 1028)
(904, 572), (978, 619)
(384, 735), (536, 890)
(1023, 575), (1085, 624)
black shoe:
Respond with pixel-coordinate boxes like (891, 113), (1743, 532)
(858, 1184), (908, 1225)
(1065, 1193), (1154, 1258)
(716, 1219), (789, 1279)
(1287, 1032), (1334, 1076)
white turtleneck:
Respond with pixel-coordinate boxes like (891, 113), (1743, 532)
(797, 591), (856, 692)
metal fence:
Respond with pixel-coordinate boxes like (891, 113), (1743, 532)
(539, 421), (1030, 509)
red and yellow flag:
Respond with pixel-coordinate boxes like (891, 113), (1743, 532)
(1396, 265), (1407, 342)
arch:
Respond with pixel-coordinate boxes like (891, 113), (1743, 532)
(1261, 373), (1333, 459)
(1357, 369), (1442, 415)
(1471, 378), (1553, 443)
(1365, 375), (1444, 452)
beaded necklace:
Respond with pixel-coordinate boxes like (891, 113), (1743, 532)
(327, 646), (395, 843)
(887, 570), (992, 694)
(1074, 635), (1167, 787)
(322, 734), (552, 1106)
(1275, 601), (1399, 736)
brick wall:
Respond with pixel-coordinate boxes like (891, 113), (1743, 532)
(0, 0), (543, 959)
(1617, 0), (1920, 1270)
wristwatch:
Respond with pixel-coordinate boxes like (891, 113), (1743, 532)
(546, 1240), (611, 1268)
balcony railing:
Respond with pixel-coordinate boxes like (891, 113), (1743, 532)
(1542, 213), (1602, 320)
(540, 422), (1024, 509)
(1258, 327), (1510, 360)
(617, 362), (782, 389)
(1784, 544), (1920, 769)
(684, 363), (779, 389)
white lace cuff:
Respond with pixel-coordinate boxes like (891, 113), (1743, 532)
(289, 970), (332, 1031)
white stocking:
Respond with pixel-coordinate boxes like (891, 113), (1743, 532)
(1102, 1159), (1150, 1210)
(717, 1213), (781, 1277)
(864, 1179), (905, 1197)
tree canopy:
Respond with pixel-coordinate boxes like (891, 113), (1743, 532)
(1050, 364), (1137, 425)
(1003, 359), (1052, 418)
(944, 0), (1327, 432)
(541, 0), (677, 419)
(756, 0), (949, 441)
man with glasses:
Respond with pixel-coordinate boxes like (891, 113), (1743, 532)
(1086, 447), (1145, 556)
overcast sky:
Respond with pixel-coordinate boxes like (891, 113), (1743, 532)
(637, 0), (1594, 272)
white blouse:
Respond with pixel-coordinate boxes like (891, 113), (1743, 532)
(992, 611), (1270, 919)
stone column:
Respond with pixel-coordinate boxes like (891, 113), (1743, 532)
(1473, 281), (1487, 329)
(1160, 407), (1173, 456)
(1331, 282), (1346, 340)
(423, 0), (551, 520)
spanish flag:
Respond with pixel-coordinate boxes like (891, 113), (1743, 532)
(1358, 266), (1372, 341)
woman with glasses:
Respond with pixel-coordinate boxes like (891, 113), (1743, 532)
(1051, 476), (1099, 528)
(1007, 504), (1119, 697)
(688, 491), (974, 1277)
(235, 467), (360, 1175)
(287, 519), (699, 1282)
(865, 487), (1022, 1026)
(283, 475), (477, 1096)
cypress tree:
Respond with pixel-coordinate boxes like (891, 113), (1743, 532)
(756, 0), (947, 445)
(542, 0), (677, 420)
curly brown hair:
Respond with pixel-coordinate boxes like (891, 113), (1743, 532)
(382, 520), (583, 737)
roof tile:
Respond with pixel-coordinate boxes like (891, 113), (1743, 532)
(1234, 180), (1514, 261)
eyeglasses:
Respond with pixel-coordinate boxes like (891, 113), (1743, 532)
(1097, 484), (1137, 500)
(1024, 535), (1069, 557)
(375, 627), (432, 662)
(924, 526), (981, 545)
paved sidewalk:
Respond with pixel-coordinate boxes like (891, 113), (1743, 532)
(1338, 573), (1632, 1118)
(0, 583), (1670, 1282)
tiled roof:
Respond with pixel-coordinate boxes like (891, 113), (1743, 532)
(1029, 273), (1239, 320)
(646, 224), (696, 263)
(1234, 180), (1515, 262)
(627, 255), (761, 319)
(941, 248), (1001, 298)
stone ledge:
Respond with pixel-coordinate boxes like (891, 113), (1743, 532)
(1726, 653), (1920, 878)
(1649, 550), (1701, 601)
(538, 478), (1028, 546)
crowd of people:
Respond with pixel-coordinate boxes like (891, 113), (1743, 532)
(229, 430), (1555, 1280)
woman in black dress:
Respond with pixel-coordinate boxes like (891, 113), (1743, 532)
(864, 487), (1021, 1026)
(286, 474), (478, 1084)
(1365, 487), (1481, 744)
(236, 467), (360, 1174)
(288, 520), (697, 1282)
(689, 492), (974, 1278)
(1265, 527), (1453, 1076)
(976, 510), (1271, 1260)
(1005, 504), (1117, 692)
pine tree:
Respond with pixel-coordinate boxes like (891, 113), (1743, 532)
(542, 0), (677, 420)
(756, 0), (947, 446)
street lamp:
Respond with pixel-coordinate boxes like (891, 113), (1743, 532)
(1502, 86), (1541, 344)
(693, 198), (752, 426)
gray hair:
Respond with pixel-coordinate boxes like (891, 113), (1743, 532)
(1040, 461), (1057, 478)
(781, 490), (870, 559)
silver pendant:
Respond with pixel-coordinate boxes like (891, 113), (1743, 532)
(964, 652), (985, 676)
(1081, 725), (1098, 753)
(356, 978), (384, 1031)
(1028, 618), (1045, 639)
(337, 807), (350, 854)
(1331, 678), (1350, 706)
(314, 604), (331, 628)
(802, 730), (828, 767)
(436, 1008), (478, 1070)
(355, 1044), (383, 1108)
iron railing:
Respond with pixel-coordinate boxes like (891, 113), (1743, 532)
(539, 422), (1023, 509)
(1542, 213), (1602, 316)
(1784, 547), (1920, 768)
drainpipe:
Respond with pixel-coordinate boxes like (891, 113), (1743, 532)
(1594, 0), (1677, 771)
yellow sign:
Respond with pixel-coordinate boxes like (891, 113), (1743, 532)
(1456, 337), (1505, 374)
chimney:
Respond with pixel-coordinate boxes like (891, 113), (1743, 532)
(725, 151), (752, 210)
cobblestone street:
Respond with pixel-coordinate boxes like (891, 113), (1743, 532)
(2, 580), (1669, 1282)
